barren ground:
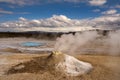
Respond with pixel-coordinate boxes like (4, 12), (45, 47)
(0, 37), (120, 80)
(0, 53), (119, 80)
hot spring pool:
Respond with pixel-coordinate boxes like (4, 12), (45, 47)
(21, 42), (45, 47)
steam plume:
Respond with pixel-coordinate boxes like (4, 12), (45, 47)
(54, 30), (120, 55)
(106, 30), (120, 55)
(54, 31), (98, 54)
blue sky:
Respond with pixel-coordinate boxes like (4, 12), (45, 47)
(0, 0), (120, 32)
(0, 0), (120, 22)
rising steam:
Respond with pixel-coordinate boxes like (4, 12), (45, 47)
(54, 31), (99, 54)
(54, 30), (120, 55)
(106, 30), (120, 55)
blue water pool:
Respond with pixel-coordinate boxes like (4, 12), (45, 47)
(21, 42), (45, 47)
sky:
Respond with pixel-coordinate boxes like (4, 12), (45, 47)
(0, 0), (120, 32)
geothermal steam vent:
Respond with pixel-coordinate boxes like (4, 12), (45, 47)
(7, 51), (93, 76)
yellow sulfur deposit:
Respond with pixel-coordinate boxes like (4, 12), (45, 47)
(52, 51), (62, 55)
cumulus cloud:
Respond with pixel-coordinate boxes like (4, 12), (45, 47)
(92, 14), (120, 29)
(19, 17), (27, 21)
(0, 13), (120, 32)
(102, 9), (117, 15)
(89, 0), (107, 6)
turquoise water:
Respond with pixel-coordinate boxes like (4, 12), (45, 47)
(21, 42), (45, 47)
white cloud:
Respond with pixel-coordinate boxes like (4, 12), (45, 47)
(102, 9), (117, 15)
(64, 0), (82, 3)
(0, 0), (82, 6)
(89, 0), (107, 6)
(16, 12), (30, 14)
(93, 9), (100, 12)
(0, 8), (13, 14)
(0, 8), (29, 15)
(92, 14), (120, 29)
(0, 14), (120, 32)
(0, 0), (39, 6)
(116, 5), (120, 8)
(114, 5), (120, 8)
(110, 5), (120, 9)
(19, 17), (27, 21)
(0, 0), (108, 7)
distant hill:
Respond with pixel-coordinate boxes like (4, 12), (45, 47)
(0, 31), (72, 40)
(0, 29), (114, 39)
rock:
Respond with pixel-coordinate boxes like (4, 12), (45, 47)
(7, 51), (93, 76)
(51, 51), (93, 76)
